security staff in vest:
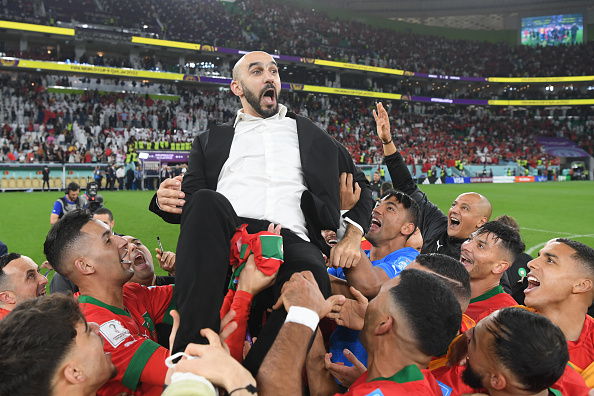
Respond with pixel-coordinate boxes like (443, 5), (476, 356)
(50, 182), (87, 225)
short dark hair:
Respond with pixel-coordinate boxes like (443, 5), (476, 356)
(555, 238), (594, 275)
(66, 182), (80, 192)
(414, 253), (471, 303)
(44, 209), (93, 276)
(475, 221), (525, 263)
(494, 215), (520, 233)
(380, 189), (420, 235)
(0, 293), (85, 396)
(486, 307), (568, 392)
(380, 181), (392, 195)
(389, 269), (461, 356)
(0, 253), (21, 290)
(93, 207), (114, 222)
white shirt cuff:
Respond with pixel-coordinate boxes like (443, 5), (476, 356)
(344, 216), (364, 234)
(284, 306), (319, 333)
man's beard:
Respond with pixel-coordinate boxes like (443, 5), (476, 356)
(242, 82), (279, 118)
(462, 362), (485, 391)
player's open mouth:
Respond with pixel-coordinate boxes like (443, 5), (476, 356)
(37, 287), (46, 297)
(326, 236), (337, 246)
(369, 216), (382, 232)
(460, 252), (473, 267)
(525, 275), (540, 292)
(262, 88), (276, 106)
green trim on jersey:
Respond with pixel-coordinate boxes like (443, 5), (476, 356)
(78, 295), (130, 317)
(162, 285), (176, 325)
(121, 339), (160, 390)
(371, 364), (424, 384)
(470, 285), (505, 304)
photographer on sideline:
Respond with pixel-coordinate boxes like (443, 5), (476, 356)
(50, 182), (87, 225)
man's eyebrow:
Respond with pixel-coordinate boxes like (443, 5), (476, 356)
(544, 252), (558, 260)
(101, 229), (112, 240)
(248, 61), (278, 70)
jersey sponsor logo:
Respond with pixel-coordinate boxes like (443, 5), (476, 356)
(364, 389), (385, 396)
(100, 319), (132, 348)
(436, 380), (453, 396)
(124, 339), (139, 348)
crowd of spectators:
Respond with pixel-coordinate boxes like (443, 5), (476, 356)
(0, 74), (592, 169)
(3, 0), (594, 79)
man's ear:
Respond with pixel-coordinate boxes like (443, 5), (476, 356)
(492, 260), (510, 275)
(374, 314), (393, 336)
(573, 278), (593, 295)
(230, 80), (243, 97)
(489, 372), (507, 390)
(63, 363), (86, 385)
(0, 291), (15, 305)
(476, 216), (488, 230)
(75, 258), (95, 275)
(401, 223), (415, 238)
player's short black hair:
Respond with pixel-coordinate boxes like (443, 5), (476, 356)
(555, 238), (594, 275)
(494, 214), (520, 233)
(93, 207), (114, 222)
(475, 221), (525, 263)
(380, 181), (392, 195)
(379, 189), (420, 235)
(413, 253), (471, 303)
(44, 209), (93, 276)
(485, 307), (568, 392)
(0, 253), (21, 290)
(389, 269), (461, 356)
(0, 293), (85, 396)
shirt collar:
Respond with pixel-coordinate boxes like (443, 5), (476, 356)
(233, 104), (288, 128)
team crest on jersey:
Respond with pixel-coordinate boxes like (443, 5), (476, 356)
(141, 311), (156, 338)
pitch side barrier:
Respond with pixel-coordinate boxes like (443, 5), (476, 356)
(2, 57), (594, 106)
(443, 175), (570, 184)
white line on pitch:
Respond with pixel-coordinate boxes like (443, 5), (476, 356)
(522, 227), (573, 235)
(526, 234), (594, 255)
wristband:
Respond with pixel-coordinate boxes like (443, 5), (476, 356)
(382, 139), (392, 145)
(284, 306), (319, 333)
(229, 384), (257, 395)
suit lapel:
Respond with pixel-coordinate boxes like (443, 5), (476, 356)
(290, 112), (313, 172)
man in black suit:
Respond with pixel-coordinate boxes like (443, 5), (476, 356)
(150, 51), (373, 374)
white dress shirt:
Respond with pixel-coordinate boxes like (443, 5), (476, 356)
(216, 104), (310, 241)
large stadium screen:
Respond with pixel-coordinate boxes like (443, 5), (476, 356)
(521, 14), (584, 46)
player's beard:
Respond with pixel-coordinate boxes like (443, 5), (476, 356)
(461, 362), (485, 391)
(241, 82), (279, 118)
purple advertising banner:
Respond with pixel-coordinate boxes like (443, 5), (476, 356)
(139, 151), (190, 162)
(470, 177), (494, 183)
(537, 137), (590, 157)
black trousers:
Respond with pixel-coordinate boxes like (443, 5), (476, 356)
(174, 189), (331, 375)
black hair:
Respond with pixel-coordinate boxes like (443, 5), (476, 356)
(414, 253), (471, 303)
(44, 209), (93, 276)
(485, 307), (568, 392)
(93, 207), (114, 222)
(380, 181), (392, 195)
(0, 253), (22, 290)
(494, 214), (520, 233)
(555, 238), (594, 275)
(475, 221), (525, 263)
(66, 182), (80, 192)
(389, 269), (461, 356)
(379, 189), (420, 235)
(0, 293), (85, 396)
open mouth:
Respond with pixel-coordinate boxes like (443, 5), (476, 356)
(261, 88), (276, 106)
(37, 287), (47, 297)
(449, 216), (461, 228)
(369, 217), (382, 232)
(525, 275), (540, 292)
(120, 249), (132, 266)
(460, 252), (473, 267)
(133, 252), (148, 270)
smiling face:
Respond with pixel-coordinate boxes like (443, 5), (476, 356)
(231, 51), (281, 118)
(460, 231), (509, 281)
(1, 256), (47, 305)
(524, 240), (591, 311)
(366, 196), (414, 246)
(321, 230), (338, 247)
(448, 193), (490, 239)
(122, 236), (155, 285)
(79, 220), (133, 284)
(462, 316), (497, 391)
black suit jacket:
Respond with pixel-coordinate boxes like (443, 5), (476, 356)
(149, 111), (373, 256)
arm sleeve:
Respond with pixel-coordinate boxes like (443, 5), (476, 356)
(141, 284), (176, 325)
(385, 152), (447, 243)
(224, 290), (253, 362)
(52, 200), (63, 215)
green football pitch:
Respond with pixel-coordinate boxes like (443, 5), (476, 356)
(1, 182), (593, 286)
